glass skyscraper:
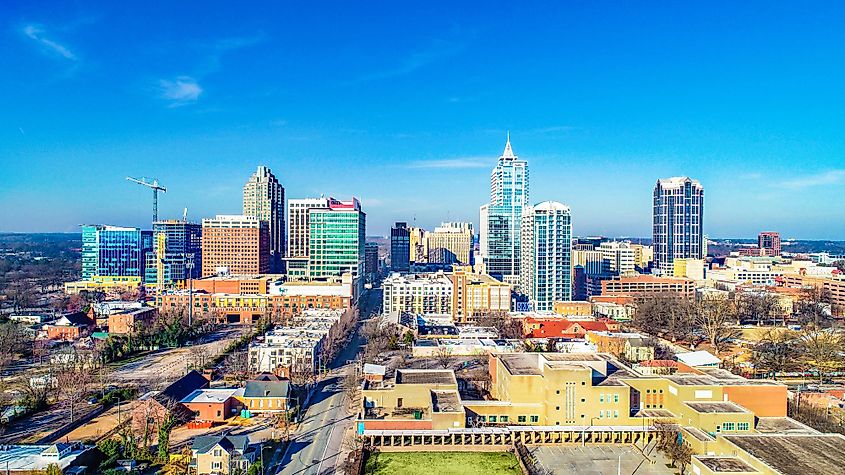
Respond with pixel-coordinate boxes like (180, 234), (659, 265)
(480, 134), (529, 283)
(144, 220), (203, 286)
(652, 177), (704, 275)
(520, 201), (572, 311)
(307, 198), (366, 278)
(81, 225), (151, 280)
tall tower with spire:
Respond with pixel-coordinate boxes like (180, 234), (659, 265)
(480, 133), (529, 284)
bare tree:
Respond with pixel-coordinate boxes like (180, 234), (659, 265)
(695, 295), (741, 355)
(633, 293), (696, 342)
(475, 312), (524, 339)
(796, 286), (834, 327)
(800, 327), (845, 382)
(434, 345), (455, 369)
(188, 344), (210, 370)
(736, 292), (783, 326)
(342, 369), (360, 411)
(750, 329), (800, 380)
(223, 350), (252, 383)
(54, 350), (96, 422)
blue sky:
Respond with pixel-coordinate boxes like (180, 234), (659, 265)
(2, 2), (845, 238)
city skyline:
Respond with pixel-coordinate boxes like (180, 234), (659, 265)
(3, 2), (845, 238)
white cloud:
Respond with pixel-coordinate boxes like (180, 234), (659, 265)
(22, 24), (77, 60)
(405, 157), (490, 169)
(159, 76), (203, 107)
(780, 170), (845, 190)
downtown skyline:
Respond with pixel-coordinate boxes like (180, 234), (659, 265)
(3, 2), (845, 238)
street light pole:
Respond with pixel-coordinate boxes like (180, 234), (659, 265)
(185, 253), (195, 328)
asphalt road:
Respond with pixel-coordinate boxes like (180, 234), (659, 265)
(276, 288), (380, 475)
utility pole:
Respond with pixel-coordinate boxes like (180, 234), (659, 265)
(185, 253), (195, 327)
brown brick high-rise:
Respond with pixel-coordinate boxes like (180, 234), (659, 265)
(201, 215), (270, 277)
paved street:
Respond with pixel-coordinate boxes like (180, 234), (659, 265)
(276, 287), (380, 475)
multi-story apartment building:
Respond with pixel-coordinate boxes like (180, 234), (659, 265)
(426, 222), (473, 264)
(390, 222), (411, 271)
(286, 197), (332, 259)
(601, 275), (695, 298)
(782, 274), (845, 316)
(382, 272), (453, 320)
(630, 244), (654, 269)
(307, 198), (366, 279)
(201, 215), (270, 277)
(519, 201), (572, 311)
(598, 241), (636, 276)
(81, 225), (151, 280)
(144, 220), (202, 288)
(449, 266), (511, 322)
(480, 135), (529, 285)
(653, 177), (704, 275)
(758, 231), (781, 257)
(243, 166), (285, 272)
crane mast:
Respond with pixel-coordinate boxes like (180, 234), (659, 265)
(126, 176), (167, 223)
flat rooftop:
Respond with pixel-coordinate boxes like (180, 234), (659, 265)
(684, 426), (715, 442)
(431, 390), (462, 413)
(499, 354), (542, 375)
(685, 401), (748, 413)
(636, 409), (676, 418)
(754, 417), (819, 435)
(694, 456), (758, 473)
(724, 434), (845, 475)
(396, 369), (457, 386)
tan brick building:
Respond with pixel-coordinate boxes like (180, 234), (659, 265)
(201, 215), (269, 277)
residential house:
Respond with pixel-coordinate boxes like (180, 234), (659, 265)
(190, 435), (258, 475)
(0, 443), (98, 475)
(240, 380), (290, 414)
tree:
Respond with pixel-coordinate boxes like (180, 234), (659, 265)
(736, 292), (783, 326)
(695, 295), (741, 355)
(800, 327), (845, 382)
(750, 329), (801, 379)
(342, 369), (360, 410)
(475, 312), (524, 339)
(223, 350), (252, 383)
(434, 345), (455, 369)
(633, 293), (696, 342)
(796, 286), (833, 327)
(54, 350), (96, 422)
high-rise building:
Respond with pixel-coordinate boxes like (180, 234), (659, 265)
(409, 226), (428, 264)
(287, 197), (332, 259)
(307, 198), (366, 279)
(144, 220), (202, 287)
(653, 177), (704, 275)
(758, 231), (781, 257)
(480, 134), (529, 284)
(598, 241), (636, 276)
(365, 242), (380, 282)
(243, 166), (285, 272)
(572, 249), (603, 277)
(390, 222), (411, 271)
(201, 215), (270, 277)
(426, 222), (474, 264)
(519, 201), (572, 311)
(81, 225), (151, 280)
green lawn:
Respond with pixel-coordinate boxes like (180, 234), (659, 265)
(364, 451), (522, 475)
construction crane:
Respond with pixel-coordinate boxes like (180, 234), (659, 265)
(126, 176), (166, 223)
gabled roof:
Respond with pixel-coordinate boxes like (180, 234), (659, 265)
(54, 312), (93, 327)
(243, 380), (290, 398)
(191, 435), (250, 454)
(159, 370), (209, 403)
(363, 363), (386, 375)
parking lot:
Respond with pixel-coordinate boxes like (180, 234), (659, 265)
(529, 444), (676, 475)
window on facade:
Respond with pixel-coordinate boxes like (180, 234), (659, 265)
(738, 422), (749, 431)
(723, 422), (736, 431)
(530, 415), (539, 423)
(500, 416), (508, 422)
(599, 394), (604, 403)
(397, 398), (403, 408)
(613, 395), (619, 403)
(478, 416), (486, 422)
(518, 416), (526, 423)
(489, 416), (497, 422)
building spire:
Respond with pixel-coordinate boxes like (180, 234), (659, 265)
(502, 131), (516, 159)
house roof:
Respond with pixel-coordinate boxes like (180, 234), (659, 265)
(676, 350), (721, 367)
(54, 312), (93, 327)
(363, 363), (386, 375)
(191, 435), (250, 454)
(251, 372), (284, 382)
(180, 388), (240, 404)
(159, 370), (209, 403)
(243, 380), (290, 398)
(527, 319), (610, 338)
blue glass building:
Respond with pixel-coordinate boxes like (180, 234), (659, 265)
(81, 225), (151, 279)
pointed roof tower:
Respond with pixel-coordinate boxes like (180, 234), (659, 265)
(501, 131), (516, 159)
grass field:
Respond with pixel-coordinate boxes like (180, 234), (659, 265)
(364, 451), (522, 475)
